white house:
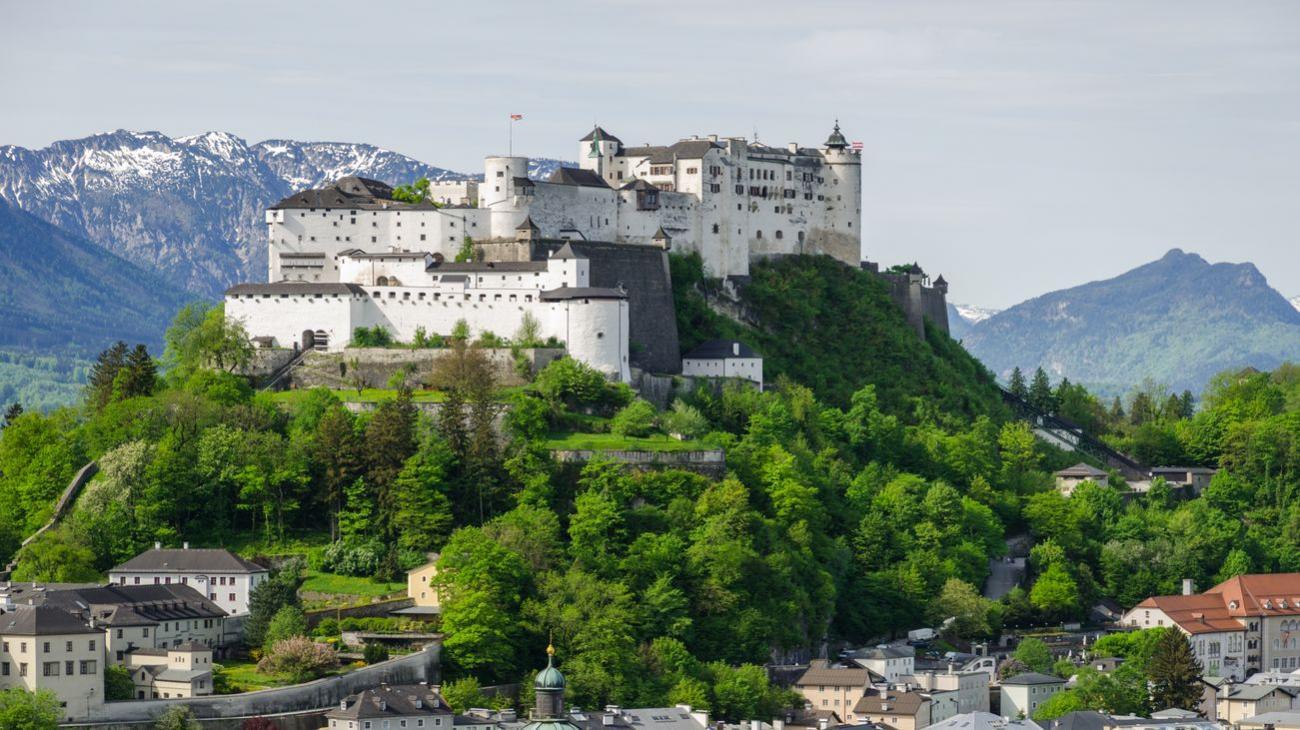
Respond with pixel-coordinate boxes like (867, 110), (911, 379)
(849, 645), (916, 683)
(999, 673), (1066, 719)
(126, 641), (214, 699)
(681, 340), (763, 388)
(0, 606), (104, 723)
(907, 668), (990, 721)
(1052, 463), (1109, 496)
(41, 584), (229, 662)
(108, 544), (267, 617)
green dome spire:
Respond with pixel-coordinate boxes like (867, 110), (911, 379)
(534, 642), (566, 690)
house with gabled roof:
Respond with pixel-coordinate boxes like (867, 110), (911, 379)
(108, 542), (267, 617)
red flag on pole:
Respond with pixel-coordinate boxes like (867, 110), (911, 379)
(851, 141), (864, 150)
(510, 114), (523, 120)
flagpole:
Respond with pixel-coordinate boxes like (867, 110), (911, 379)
(509, 116), (513, 157)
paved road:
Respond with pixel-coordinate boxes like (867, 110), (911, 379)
(983, 534), (1032, 600)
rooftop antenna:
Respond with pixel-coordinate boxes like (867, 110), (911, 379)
(753, 124), (759, 143)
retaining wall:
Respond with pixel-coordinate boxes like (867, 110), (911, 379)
(69, 642), (440, 727)
(305, 597), (413, 628)
(287, 347), (564, 391)
(551, 449), (726, 477)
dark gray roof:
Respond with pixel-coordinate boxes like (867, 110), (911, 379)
(683, 339), (759, 360)
(42, 584), (227, 626)
(652, 226), (672, 241)
(172, 641), (211, 652)
(226, 282), (367, 297)
(1055, 463), (1109, 478)
(347, 251), (430, 260)
(327, 684), (452, 720)
(426, 260), (549, 273)
(619, 178), (659, 191)
(1001, 672), (1065, 686)
(539, 286), (627, 301)
(547, 167), (609, 188)
(279, 252), (327, 259)
(111, 548), (267, 574)
(271, 175), (441, 211)
(580, 126), (622, 144)
(0, 606), (98, 635)
(517, 216), (540, 231)
(551, 242), (585, 260)
(620, 139), (720, 164)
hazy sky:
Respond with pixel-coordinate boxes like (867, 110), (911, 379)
(3, 0), (1299, 308)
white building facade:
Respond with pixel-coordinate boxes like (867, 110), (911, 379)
(227, 244), (631, 381)
(108, 545), (268, 618)
(681, 340), (763, 388)
(263, 123), (862, 282)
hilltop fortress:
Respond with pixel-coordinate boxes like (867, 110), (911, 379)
(228, 123), (947, 379)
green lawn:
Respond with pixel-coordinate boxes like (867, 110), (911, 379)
(544, 431), (712, 452)
(217, 657), (354, 693)
(217, 529), (331, 558)
(300, 570), (405, 599)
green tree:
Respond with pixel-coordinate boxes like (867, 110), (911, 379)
(11, 528), (99, 583)
(244, 562), (304, 648)
(1028, 367), (1056, 413)
(0, 688), (61, 729)
(1148, 628), (1203, 711)
(311, 405), (364, 540)
(1030, 563), (1081, 620)
(1013, 637), (1054, 673)
(391, 177), (431, 203)
(610, 399), (658, 437)
(163, 302), (252, 376)
(363, 642), (390, 664)
(441, 676), (490, 713)
(1008, 367), (1027, 399)
(435, 528), (529, 680)
(105, 663), (135, 701)
(365, 390), (418, 548)
(263, 605), (308, 651)
(933, 578), (1001, 641)
(1216, 548), (1253, 583)
(392, 438), (456, 557)
(87, 341), (129, 410)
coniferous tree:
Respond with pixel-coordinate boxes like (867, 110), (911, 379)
(364, 389), (418, 544)
(311, 407), (364, 541)
(1028, 367), (1056, 413)
(116, 344), (158, 399)
(1179, 390), (1196, 419)
(1109, 396), (1125, 425)
(1, 403), (22, 428)
(1009, 367), (1027, 399)
(1148, 627), (1202, 711)
(1130, 392), (1156, 426)
(87, 341), (129, 409)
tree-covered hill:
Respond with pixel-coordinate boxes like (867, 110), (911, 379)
(672, 253), (1006, 418)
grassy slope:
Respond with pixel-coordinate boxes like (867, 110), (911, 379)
(673, 254), (1006, 416)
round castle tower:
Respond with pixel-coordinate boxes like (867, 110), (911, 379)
(481, 155), (530, 209)
(820, 121), (864, 261)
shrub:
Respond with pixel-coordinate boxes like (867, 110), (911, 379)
(661, 399), (709, 439)
(319, 538), (384, 577)
(105, 664), (135, 701)
(363, 642), (390, 664)
(534, 357), (623, 410)
(476, 331), (506, 348)
(313, 618), (339, 638)
(611, 398), (658, 437)
(351, 326), (393, 348)
(514, 313), (543, 348)
(257, 637), (338, 682)
(451, 319), (471, 341)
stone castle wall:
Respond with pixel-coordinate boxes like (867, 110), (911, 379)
(285, 347), (565, 390)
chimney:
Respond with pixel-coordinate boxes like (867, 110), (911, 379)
(708, 135), (719, 142)
(818, 719), (830, 730)
(182, 541), (189, 550)
(733, 342), (740, 356)
(1183, 578), (1195, 595)
(879, 686), (889, 699)
(947, 662), (955, 674)
(788, 143), (799, 153)
(154, 541), (161, 550)
(752, 721), (761, 730)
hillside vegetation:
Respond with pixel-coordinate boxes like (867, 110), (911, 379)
(3, 255), (1295, 718)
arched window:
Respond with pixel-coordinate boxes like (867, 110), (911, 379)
(775, 230), (784, 240)
(376, 275), (390, 286)
(755, 230), (763, 239)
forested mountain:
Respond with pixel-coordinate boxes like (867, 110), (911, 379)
(962, 249), (1300, 395)
(0, 201), (190, 408)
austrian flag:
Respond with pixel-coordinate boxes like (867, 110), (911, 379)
(510, 114), (524, 120)
(851, 141), (864, 151)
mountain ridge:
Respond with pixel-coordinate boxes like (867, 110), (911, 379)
(0, 129), (571, 296)
(961, 248), (1300, 394)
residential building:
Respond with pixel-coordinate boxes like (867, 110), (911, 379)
(108, 543), (268, 617)
(794, 665), (884, 717)
(1053, 463), (1109, 496)
(567, 706), (710, 730)
(1149, 467), (1215, 493)
(1122, 573), (1300, 677)
(325, 683), (488, 730)
(125, 641), (214, 699)
(40, 584), (228, 660)
(0, 606), (103, 722)
(906, 669), (990, 721)
(1041, 712), (1217, 730)
(849, 646), (916, 683)
(1217, 685), (1298, 725)
(681, 340), (763, 388)
(852, 688), (932, 730)
(926, 712), (1042, 730)
(1236, 711), (1300, 730)
(999, 673), (1066, 720)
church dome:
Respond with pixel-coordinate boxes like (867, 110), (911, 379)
(535, 646), (566, 690)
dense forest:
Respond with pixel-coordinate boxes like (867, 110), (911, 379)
(0, 254), (1297, 715)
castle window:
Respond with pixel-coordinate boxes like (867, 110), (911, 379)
(756, 230), (763, 239)
(776, 230), (784, 239)
(351, 218), (356, 224)
(686, 167), (698, 175)
(497, 170), (504, 178)
(712, 223), (720, 234)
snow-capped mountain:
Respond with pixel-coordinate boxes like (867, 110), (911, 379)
(0, 130), (481, 294)
(953, 303), (1000, 324)
(1291, 295), (1300, 313)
